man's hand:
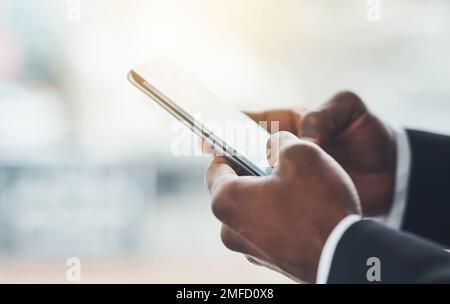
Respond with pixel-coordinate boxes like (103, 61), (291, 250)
(205, 132), (361, 283)
(246, 92), (396, 216)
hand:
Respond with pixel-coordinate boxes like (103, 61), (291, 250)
(246, 92), (396, 216)
(205, 132), (361, 283)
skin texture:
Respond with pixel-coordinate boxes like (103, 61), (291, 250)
(203, 91), (398, 283)
(205, 132), (361, 283)
(245, 91), (397, 216)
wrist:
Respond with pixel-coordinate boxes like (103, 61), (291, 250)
(316, 214), (362, 283)
(375, 124), (403, 216)
(361, 124), (397, 217)
(299, 211), (356, 283)
(384, 126), (411, 229)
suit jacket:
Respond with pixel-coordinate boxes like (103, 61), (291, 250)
(328, 130), (450, 283)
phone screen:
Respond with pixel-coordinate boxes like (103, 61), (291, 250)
(128, 60), (271, 176)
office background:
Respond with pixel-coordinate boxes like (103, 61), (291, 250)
(1, 0), (449, 283)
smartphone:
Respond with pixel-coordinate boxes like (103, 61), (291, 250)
(128, 60), (271, 176)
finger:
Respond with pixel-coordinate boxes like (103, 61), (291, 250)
(206, 156), (263, 226)
(244, 109), (302, 134)
(299, 91), (367, 145)
(204, 156), (238, 193)
(246, 255), (263, 266)
(198, 137), (219, 156)
(220, 225), (252, 253)
(220, 225), (268, 264)
(205, 157), (241, 224)
(266, 131), (301, 167)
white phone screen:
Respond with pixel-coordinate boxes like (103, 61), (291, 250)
(129, 60), (271, 176)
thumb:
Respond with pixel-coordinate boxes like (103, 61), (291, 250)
(266, 131), (302, 167)
(299, 91), (367, 145)
(244, 109), (302, 134)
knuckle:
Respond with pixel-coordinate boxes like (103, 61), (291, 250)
(279, 143), (302, 163)
(333, 91), (366, 110)
(220, 226), (240, 252)
(280, 141), (320, 164)
(298, 142), (321, 160)
(335, 90), (359, 101)
(211, 180), (240, 220)
(302, 111), (325, 127)
(211, 194), (227, 220)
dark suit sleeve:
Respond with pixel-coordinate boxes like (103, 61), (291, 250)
(326, 130), (450, 283)
(401, 130), (450, 247)
(327, 220), (450, 283)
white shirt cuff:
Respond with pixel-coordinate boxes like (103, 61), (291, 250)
(384, 126), (412, 229)
(316, 214), (361, 284)
(315, 126), (412, 284)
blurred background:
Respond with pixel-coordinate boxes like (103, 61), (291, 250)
(1, 0), (450, 283)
